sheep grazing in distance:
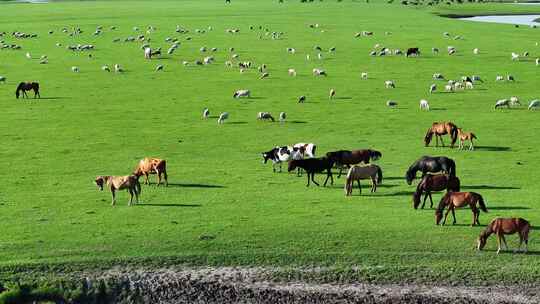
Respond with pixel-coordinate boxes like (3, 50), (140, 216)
(102, 65), (111, 72)
(155, 64), (164, 72)
(257, 112), (275, 122)
(429, 84), (436, 94)
(182, 61), (189, 66)
(507, 75), (515, 81)
(384, 80), (395, 88)
(288, 68), (296, 76)
(495, 99), (510, 109)
(510, 96), (521, 106)
(536, 58), (539, 66)
(386, 100), (397, 107)
(432, 47), (439, 54)
(0, 76), (6, 83)
(298, 95), (306, 103)
(445, 84), (454, 92)
(202, 108), (210, 119)
(361, 72), (368, 80)
(114, 64), (123, 73)
(454, 82), (464, 90)
(312, 68), (326, 76)
(528, 99), (540, 110)
(465, 81), (474, 89)
(39, 58), (48, 64)
(329, 89), (336, 100)
(420, 99), (430, 111)
(203, 56), (214, 65)
(511, 52), (520, 61)
(218, 112), (229, 124)
(433, 73), (444, 80)
(329, 46), (336, 53)
(473, 48), (479, 55)
(306, 54), (310, 60)
(496, 75), (504, 81)
(317, 53), (323, 60)
(260, 72), (269, 79)
(287, 47), (296, 54)
(71, 66), (79, 72)
(233, 89), (250, 98)
(279, 112), (286, 122)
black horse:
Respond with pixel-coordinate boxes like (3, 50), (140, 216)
(405, 156), (456, 185)
(288, 157), (334, 187)
(16, 82), (40, 99)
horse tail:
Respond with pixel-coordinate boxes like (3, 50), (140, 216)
(450, 125), (458, 147)
(376, 166), (383, 184)
(448, 159), (456, 177)
(477, 194), (488, 213)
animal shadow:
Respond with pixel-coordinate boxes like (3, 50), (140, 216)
(137, 203), (202, 207)
(461, 185), (520, 190)
(165, 183), (225, 188)
(474, 146), (511, 152)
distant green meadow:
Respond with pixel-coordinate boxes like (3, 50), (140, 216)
(0, 0), (539, 284)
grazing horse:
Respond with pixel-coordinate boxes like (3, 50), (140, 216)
(405, 156), (456, 185)
(288, 158), (334, 187)
(457, 128), (477, 150)
(424, 122), (458, 148)
(435, 192), (487, 226)
(15, 82), (40, 99)
(344, 164), (383, 196)
(413, 174), (460, 209)
(133, 157), (168, 186)
(95, 175), (141, 206)
(477, 217), (530, 254)
(326, 149), (382, 178)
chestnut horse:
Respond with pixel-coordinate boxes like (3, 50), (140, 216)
(288, 157), (334, 187)
(477, 217), (530, 254)
(457, 128), (477, 150)
(435, 192), (487, 226)
(413, 174), (460, 209)
(326, 149), (382, 178)
(133, 157), (168, 186)
(95, 175), (141, 206)
(15, 82), (40, 99)
(424, 122), (458, 148)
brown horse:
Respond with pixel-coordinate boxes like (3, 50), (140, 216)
(424, 122), (458, 148)
(15, 82), (40, 99)
(413, 174), (460, 209)
(95, 175), (141, 206)
(477, 217), (530, 254)
(457, 128), (477, 150)
(326, 149), (382, 178)
(435, 192), (487, 226)
(133, 157), (168, 186)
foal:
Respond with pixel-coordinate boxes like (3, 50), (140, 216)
(435, 192), (487, 226)
(95, 175), (141, 206)
(288, 158), (334, 187)
(457, 128), (477, 150)
(477, 217), (530, 254)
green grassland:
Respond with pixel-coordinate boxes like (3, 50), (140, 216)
(0, 0), (539, 284)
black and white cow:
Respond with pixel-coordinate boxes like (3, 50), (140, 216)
(262, 146), (291, 172)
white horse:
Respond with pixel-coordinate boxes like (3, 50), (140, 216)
(344, 164), (383, 196)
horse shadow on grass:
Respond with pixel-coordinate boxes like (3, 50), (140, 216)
(488, 206), (531, 210)
(473, 146), (511, 152)
(361, 190), (415, 197)
(288, 120), (308, 124)
(461, 185), (520, 190)
(137, 203), (202, 207)
(165, 183), (225, 188)
(430, 107), (447, 111)
(228, 121), (248, 125)
(35, 97), (70, 100)
(334, 97), (353, 100)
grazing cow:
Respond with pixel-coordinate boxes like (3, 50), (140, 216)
(202, 108), (209, 119)
(495, 99), (510, 109)
(262, 146), (291, 172)
(233, 90), (250, 98)
(218, 112), (229, 124)
(385, 80), (395, 88)
(95, 175), (141, 206)
(133, 157), (168, 186)
(298, 95), (306, 103)
(293, 143), (316, 158)
(257, 112), (275, 121)
(528, 99), (540, 110)
(420, 99), (430, 110)
(429, 84), (436, 94)
(406, 47), (420, 57)
(312, 68), (326, 76)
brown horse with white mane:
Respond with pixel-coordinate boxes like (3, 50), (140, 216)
(95, 175), (141, 206)
(477, 217), (530, 254)
(133, 157), (168, 186)
(413, 174), (460, 209)
(326, 149), (382, 178)
(435, 192), (487, 226)
(15, 82), (40, 99)
(424, 122), (458, 148)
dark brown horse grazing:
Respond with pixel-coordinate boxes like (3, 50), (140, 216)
(15, 82), (40, 99)
(413, 174), (460, 209)
(435, 192), (487, 226)
(424, 122), (458, 148)
(326, 149), (382, 178)
(288, 157), (334, 187)
(477, 217), (530, 254)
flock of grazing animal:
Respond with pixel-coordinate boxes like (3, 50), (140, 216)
(1, 18), (537, 255)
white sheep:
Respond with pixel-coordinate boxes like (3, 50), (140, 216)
(465, 81), (474, 89)
(496, 75), (504, 81)
(528, 99), (540, 110)
(495, 99), (510, 109)
(510, 96), (521, 106)
(312, 68), (326, 76)
(71, 66), (79, 72)
(420, 99), (430, 111)
(279, 112), (286, 122)
(155, 64), (164, 72)
(511, 52), (520, 61)
(384, 80), (395, 88)
(361, 72), (368, 80)
(386, 100), (397, 107)
(329, 88), (336, 99)
(473, 48), (479, 55)
(114, 64), (123, 73)
(288, 68), (297, 77)
(445, 84), (454, 92)
(0, 76), (6, 83)
(429, 84), (436, 94)
(218, 112), (229, 124)
(536, 58), (539, 66)
(233, 89), (250, 98)
(202, 108), (210, 119)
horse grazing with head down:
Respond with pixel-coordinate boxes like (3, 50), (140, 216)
(95, 175), (141, 206)
(424, 122), (458, 148)
(288, 157), (334, 187)
(405, 156), (456, 185)
(435, 192), (487, 226)
(477, 217), (530, 254)
(133, 157), (168, 186)
(344, 164), (383, 196)
(413, 174), (460, 209)
(326, 149), (382, 178)
(15, 82), (40, 99)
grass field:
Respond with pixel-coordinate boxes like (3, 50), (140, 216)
(0, 0), (540, 286)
